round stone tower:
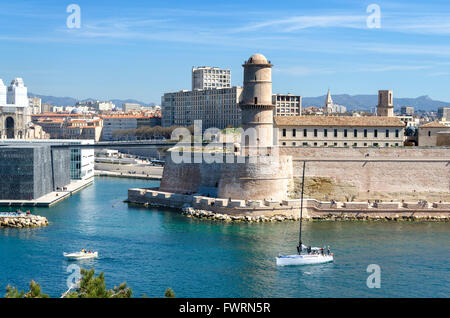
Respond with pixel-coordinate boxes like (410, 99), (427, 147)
(240, 53), (274, 149)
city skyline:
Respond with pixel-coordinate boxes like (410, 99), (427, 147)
(1, 0), (450, 103)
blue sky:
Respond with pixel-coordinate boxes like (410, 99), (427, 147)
(1, 0), (450, 103)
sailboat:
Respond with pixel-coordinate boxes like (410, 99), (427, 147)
(276, 161), (334, 266)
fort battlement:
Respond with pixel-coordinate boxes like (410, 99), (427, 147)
(127, 188), (450, 220)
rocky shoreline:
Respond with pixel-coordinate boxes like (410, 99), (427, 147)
(181, 207), (450, 223)
(0, 215), (49, 228)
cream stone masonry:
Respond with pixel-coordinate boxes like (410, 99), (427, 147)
(275, 116), (405, 147)
(240, 53), (275, 149)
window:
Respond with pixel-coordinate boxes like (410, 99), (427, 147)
(333, 142), (337, 146)
(314, 129), (318, 137)
(395, 129), (399, 138)
(364, 143), (367, 146)
(385, 143), (389, 147)
(386, 129), (389, 138)
(324, 142), (328, 146)
(303, 129), (307, 137)
(354, 129), (358, 138)
(353, 143), (358, 147)
(282, 142), (286, 146)
(373, 143), (379, 147)
(344, 142), (347, 146)
(344, 129), (348, 138)
(374, 129), (378, 138)
(314, 142), (318, 146)
(395, 143), (399, 146)
(282, 129), (286, 137)
(302, 142), (308, 146)
(324, 129), (328, 137)
(364, 129), (368, 138)
(334, 129), (338, 137)
(428, 131), (431, 137)
(292, 129), (296, 137)
(292, 142), (296, 146)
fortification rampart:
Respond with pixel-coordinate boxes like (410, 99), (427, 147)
(159, 152), (293, 201)
(280, 147), (450, 195)
(127, 188), (450, 220)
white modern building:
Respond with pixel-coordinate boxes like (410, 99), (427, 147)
(192, 66), (231, 90)
(0, 139), (95, 180)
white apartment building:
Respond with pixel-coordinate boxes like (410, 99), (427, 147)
(273, 94), (302, 116)
(275, 116), (406, 147)
(122, 103), (142, 112)
(192, 66), (231, 90)
(162, 86), (243, 129)
(76, 100), (115, 112)
(101, 115), (138, 140)
(29, 97), (42, 114)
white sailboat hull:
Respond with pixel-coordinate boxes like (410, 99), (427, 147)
(276, 254), (333, 266)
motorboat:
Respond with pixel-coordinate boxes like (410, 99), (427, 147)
(63, 250), (98, 260)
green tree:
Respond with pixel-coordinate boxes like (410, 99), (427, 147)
(164, 287), (175, 298)
(64, 268), (132, 298)
(5, 280), (49, 298)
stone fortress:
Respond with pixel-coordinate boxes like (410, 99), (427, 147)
(128, 53), (450, 220)
(158, 53), (294, 202)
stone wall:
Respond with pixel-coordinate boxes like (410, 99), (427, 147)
(159, 152), (293, 201)
(280, 147), (450, 195)
(127, 188), (450, 220)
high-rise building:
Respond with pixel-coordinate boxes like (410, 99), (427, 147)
(162, 87), (242, 129)
(192, 66), (231, 90)
(273, 94), (302, 116)
(377, 90), (394, 117)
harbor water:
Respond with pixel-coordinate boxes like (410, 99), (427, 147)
(0, 177), (449, 298)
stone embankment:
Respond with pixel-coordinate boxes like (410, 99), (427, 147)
(182, 207), (300, 223)
(0, 215), (49, 228)
(182, 206), (449, 223)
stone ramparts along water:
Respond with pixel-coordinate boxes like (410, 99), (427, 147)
(127, 188), (450, 222)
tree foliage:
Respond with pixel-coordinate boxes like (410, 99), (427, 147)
(5, 268), (174, 298)
(5, 280), (49, 298)
(64, 268), (132, 298)
(164, 287), (175, 298)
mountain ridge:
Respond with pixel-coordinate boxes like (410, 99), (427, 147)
(29, 92), (449, 112)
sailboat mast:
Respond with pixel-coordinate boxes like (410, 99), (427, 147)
(298, 160), (306, 253)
